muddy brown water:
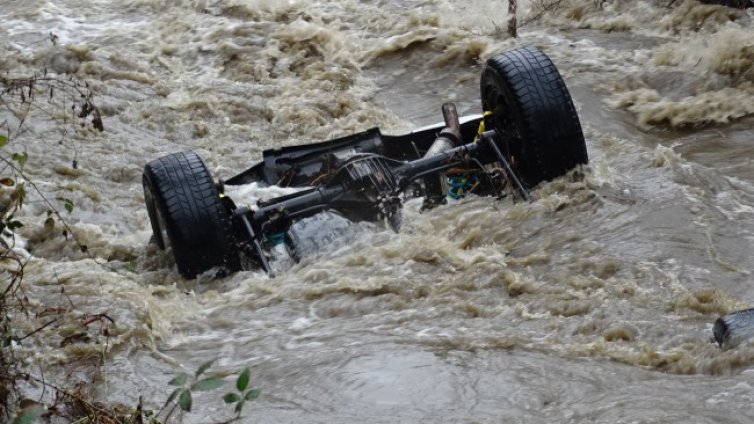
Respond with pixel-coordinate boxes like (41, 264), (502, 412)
(2, 0), (754, 422)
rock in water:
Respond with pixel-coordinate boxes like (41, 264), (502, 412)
(713, 308), (754, 349)
(699, 0), (752, 8)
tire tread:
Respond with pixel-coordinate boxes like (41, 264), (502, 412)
(143, 151), (239, 278)
(481, 47), (587, 186)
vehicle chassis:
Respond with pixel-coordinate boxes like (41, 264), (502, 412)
(143, 47), (589, 279)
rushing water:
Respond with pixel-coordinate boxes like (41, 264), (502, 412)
(3, 0), (754, 422)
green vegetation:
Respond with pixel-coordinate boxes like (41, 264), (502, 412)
(155, 362), (261, 423)
(223, 368), (262, 419)
(1, 45), (259, 424)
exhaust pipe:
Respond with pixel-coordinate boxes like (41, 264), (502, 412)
(423, 103), (461, 206)
(425, 102), (461, 156)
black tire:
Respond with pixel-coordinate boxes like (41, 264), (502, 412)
(480, 47), (588, 188)
(143, 151), (240, 279)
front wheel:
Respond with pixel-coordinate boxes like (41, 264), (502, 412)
(480, 47), (588, 188)
(143, 151), (240, 279)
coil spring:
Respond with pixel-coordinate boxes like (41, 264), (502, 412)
(447, 174), (478, 199)
(265, 231), (286, 245)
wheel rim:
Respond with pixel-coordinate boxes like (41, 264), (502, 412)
(482, 75), (530, 185)
(155, 204), (170, 250)
(144, 184), (168, 249)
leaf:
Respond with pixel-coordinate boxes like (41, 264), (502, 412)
(234, 400), (245, 415)
(11, 152), (28, 167)
(44, 216), (55, 229)
(92, 109), (104, 131)
(168, 373), (188, 386)
(15, 183), (25, 199)
(244, 388), (261, 401)
(0, 134), (7, 148)
(178, 389), (192, 412)
(126, 259), (137, 273)
(192, 377), (223, 391)
(7, 220), (23, 230)
(0, 178), (13, 186)
(64, 199), (74, 213)
(236, 368), (250, 392)
(195, 359), (215, 378)
(11, 412), (32, 424)
(12, 406), (43, 424)
(163, 387), (181, 409)
(223, 393), (240, 404)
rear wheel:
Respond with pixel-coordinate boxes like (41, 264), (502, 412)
(480, 47), (588, 188)
(143, 151), (240, 279)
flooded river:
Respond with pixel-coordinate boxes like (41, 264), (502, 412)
(3, 0), (754, 422)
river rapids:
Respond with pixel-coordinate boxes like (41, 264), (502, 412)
(2, 0), (754, 422)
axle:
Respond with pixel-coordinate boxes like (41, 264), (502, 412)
(233, 140), (483, 233)
(230, 105), (530, 274)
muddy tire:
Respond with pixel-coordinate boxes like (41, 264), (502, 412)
(481, 47), (588, 187)
(143, 151), (240, 279)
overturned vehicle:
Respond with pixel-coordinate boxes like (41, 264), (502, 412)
(142, 47), (589, 279)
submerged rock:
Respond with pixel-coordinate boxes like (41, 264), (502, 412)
(713, 308), (754, 349)
(699, 0), (752, 8)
